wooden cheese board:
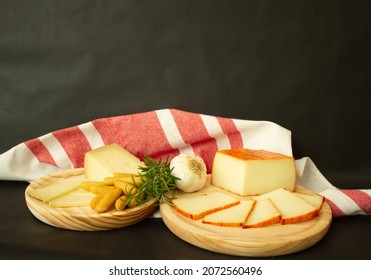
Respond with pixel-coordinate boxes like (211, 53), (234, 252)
(25, 169), (332, 256)
(160, 176), (332, 257)
(25, 168), (158, 231)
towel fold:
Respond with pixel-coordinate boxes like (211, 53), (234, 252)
(296, 157), (371, 217)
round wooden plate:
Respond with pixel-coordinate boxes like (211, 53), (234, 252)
(160, 176), (332, 257)
(25, 168), (158, 231)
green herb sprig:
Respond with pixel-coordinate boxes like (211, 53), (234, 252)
(134, 155), (179, 205)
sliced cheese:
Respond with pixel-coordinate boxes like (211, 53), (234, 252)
(48, 188), (96, 208)
(202, 200), (256, 227)
(84, 143), (144, 181)
(255, 188), (318, 224)
(27, 180), (82, 202)
(244, 198), (281, 228)
(295, 193), (324, 212)
(211, 148), (296, 196)
(171, 192), (240, 220)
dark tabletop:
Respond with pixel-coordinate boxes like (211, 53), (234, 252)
(1, 179), (370, 260)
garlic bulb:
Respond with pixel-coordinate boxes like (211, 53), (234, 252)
(170, 154), (207, 193)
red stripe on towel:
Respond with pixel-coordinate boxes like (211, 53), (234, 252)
(340, 189), (371, 215)
(171, 109), (218, 173)
(24, 138), (57, 166)
(325, 198), (345, 217)
(52, 127), (92, 168)
(92, 111), (176, 161)
(217, 117), (243, 149)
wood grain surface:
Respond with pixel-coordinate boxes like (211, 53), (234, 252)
(160, 176), (332, 257)
(25, 168), (158, 231)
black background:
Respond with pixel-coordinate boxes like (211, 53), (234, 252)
(1, 0), (370, 260)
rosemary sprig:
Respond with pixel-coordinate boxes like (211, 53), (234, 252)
(134, 155), (179, 205)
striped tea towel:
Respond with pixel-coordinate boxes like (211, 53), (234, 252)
(296, 157), (371, 217)
(0, 108), (369, 218)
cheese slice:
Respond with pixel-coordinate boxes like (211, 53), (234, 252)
(244, 198), (281, 228)
(255, 188), (318, 224)
(295, 193), (324, 212)
(211, 148), (296, 196)
(84, 143), (144, 181)
(27, 180), (82, 202)
(171, 192), (240, 220)
(202, 200), (256, 227)
(48, 188), (96, 208)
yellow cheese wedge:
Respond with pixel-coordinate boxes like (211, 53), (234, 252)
(211, 148), (296, 196)
(48, 188), (96, 208)
(244, 198), (281, 228)
(84, 143), (144, 181)
(202, 200), (256, 227)
(255, 188), (318, 224)
(27, 180), (82, 202)
(295, 193), (324, 212)
(171, 192), (240, 220)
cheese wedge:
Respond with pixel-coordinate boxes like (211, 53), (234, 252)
(48, 188), (96, 208)
(84, 143), (143, 181)
(27, 180), (82, 202)
(171, 192), (240, 220)
(255, 188), (318, 224)
(202, 200), (256, 227)
(296, 193), (324, 213)
(211, 148), (296, 196)
(244, 198), (281, 228)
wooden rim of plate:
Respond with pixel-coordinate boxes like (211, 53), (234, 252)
(160, 176), (332, 257)
(25, 168), (158, 231)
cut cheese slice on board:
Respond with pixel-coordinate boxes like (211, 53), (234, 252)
(27, 180), (82, 202)
(255, 188), (318, 224)
(171, 192), (240, 220)
(202, 200), (256, 227)
(244, 198), (281, 228)
(295, 193), (325, 212)
(48, 188), (96, 208)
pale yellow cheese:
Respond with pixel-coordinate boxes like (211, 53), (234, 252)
(84, 143), (143, 181)
(255, 188), (318, 224)
(244, 198), (281, 228)
(295, 193), (324, 212)
(48, 188), (96, 208)
(202, 200), (255, 227)
(171, 192), (240, 220)
(27, 180), (82, 202)
(211, 148), (296, 196)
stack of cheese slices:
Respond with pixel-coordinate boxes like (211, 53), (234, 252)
(171, 148), (325, 228)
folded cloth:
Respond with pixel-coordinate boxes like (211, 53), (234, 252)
(0, 108), (369, 218)
(296, 157), (371, 217)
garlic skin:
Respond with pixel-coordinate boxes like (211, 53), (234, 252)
(170, 154), (207, 193)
